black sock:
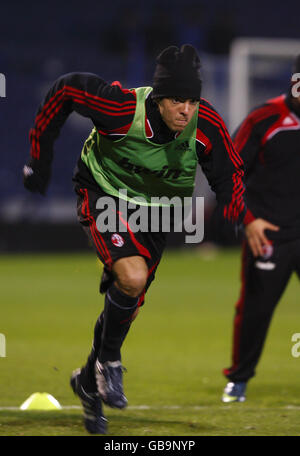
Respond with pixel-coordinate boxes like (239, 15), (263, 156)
(79, 312), (104, 392)
(79, 284), (139, 391)
(98, 282), (139, 363)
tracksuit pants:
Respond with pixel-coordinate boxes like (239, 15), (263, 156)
(224, 238), (300, 382)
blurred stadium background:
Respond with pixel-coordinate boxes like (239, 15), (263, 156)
(1, 0), (300, 252)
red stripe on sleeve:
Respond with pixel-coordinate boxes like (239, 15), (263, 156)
(234, 105), (279, 154)
(198, 106), (246, 221)
(31, 84), (136, 159)
(199, 106), (243, 167)
(196, 128), (212, 154)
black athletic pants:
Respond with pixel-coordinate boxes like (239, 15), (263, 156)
(224, 238), (300, 382)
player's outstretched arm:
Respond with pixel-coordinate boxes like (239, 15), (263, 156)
(23, 73), (136, 195)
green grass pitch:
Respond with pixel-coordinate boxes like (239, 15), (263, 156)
(0, 248), (299, 436)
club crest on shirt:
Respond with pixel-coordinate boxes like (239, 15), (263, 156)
(111, 233), (125, 247)
(262, 244), (274, 260)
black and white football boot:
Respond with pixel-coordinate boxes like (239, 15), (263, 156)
(70, 368), (108, 434)
(95, 360), (128, 409)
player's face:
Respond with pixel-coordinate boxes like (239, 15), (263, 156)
(157, 97), (198, 132)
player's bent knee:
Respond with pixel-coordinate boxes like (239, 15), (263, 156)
(117, 271), (147, 297)
(112, 256), (148, 297)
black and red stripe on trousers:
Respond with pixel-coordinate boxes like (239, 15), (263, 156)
(223, 238), (300, 382)
(76, 186), (166, 307)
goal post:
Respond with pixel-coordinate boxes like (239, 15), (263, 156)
(228, 38), (300, 133)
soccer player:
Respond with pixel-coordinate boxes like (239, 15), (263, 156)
(222, 55), (300, 403)
(23, 44), (253, 434)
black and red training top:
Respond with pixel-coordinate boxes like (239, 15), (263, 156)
(28, 72), (251, 226)
(233, 93), (300, 241)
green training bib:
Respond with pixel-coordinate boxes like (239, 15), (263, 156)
(81, 86), (198, 206)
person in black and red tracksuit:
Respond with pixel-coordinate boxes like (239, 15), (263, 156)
(22, 44), (258, 434)
(222, 55), (300, 403)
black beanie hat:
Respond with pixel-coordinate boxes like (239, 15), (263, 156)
(152, 44), (202, 100)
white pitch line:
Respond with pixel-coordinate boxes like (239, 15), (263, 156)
(1, 405), (300, 411)
(0, 405), (200, 411)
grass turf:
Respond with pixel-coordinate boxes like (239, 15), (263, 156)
(0, 248), (299, 436)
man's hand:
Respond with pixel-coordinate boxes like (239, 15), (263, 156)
(245, 218), (280, 257)
(23, 163), (50, 195)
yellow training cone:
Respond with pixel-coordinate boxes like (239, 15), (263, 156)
(20, 393), (62, 410)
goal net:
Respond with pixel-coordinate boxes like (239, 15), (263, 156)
(228, 38), (300, 133)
